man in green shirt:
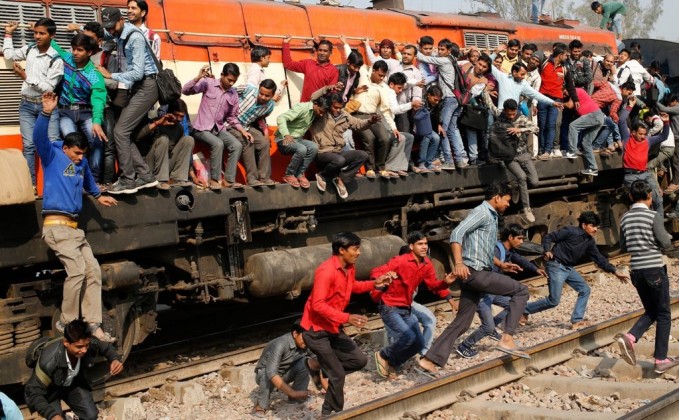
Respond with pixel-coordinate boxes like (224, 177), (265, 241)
(274, 95), (328, 189)
(591, 1), (626, 40)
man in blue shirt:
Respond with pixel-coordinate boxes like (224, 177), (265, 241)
(98, 7), (159, 194)
(36, 92), (117, 342)
(457, 224), (546, 358)
(418, 183), (531, 375)
(524, 211), (629, 329)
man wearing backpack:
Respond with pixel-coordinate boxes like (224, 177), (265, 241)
(25, 320), (123, 420)
(616, 49), (653, 97)
(3, 18), (64, 190)
(486, 99), (539, 223)
(127, 0), (161, 59)
(98, 7), (159, 195)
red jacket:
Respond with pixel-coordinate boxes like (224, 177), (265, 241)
(369, 253), (451, 307)
(283, 43), (339, 102)
(300, 255), (375, 334)
(539, 59), (577, 102)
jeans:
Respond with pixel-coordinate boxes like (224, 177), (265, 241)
(524, 260), (591, 323)
(531, 0), (545, 23)
(537, 101), (559, 154)
(424, 269), (528, 367)
(628, 266), (670, 360)
(569, 110), (604, 170)
(302, 329), (367, 414)
(505, 152), (539, 209)
(465, 127), (481, 161)
(417, 132), (441, 167)
(440, 97), (467, 164)
(383, 301), (436, 356)
(379, 305), (424, 367)
(103, 106), (120, 184)
(593, 116), (621, 149)
(254, 357), (309, 410)
(624, 172), (664, 219)
(610, 14), (624, 38)
(193, 129), (243, 182)
(19, 99), (60, 185)
(462, 293), (511, 347)
(648, 146), (675, 170)
(228, 127), (271, 184)
(276, 138), (319, 177)
(59, 109), (103, 181)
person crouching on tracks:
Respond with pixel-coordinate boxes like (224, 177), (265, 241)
(456, 224), (547, 359)
(253, 321), (326, 417)
(300, 232), (392, 416)
(25, 320), (123, 420)
(618, 180), (678, 374)
(372, 232), (456, 379)
(523, 211), (630, 329)
(418, 182), (531, 375)
(36, 92), (118, 342)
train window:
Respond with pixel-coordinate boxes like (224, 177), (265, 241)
(0, 0), (46, 47)
(464, 32), (509, 50)
(0, 72), (23, 125)
(49, 4), (98, 47)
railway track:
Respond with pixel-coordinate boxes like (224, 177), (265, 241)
(19, 250), (675, 418)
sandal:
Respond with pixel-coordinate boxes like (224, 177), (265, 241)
(282, 175), (300, 188)
(297, 176), (311, 189)
(374, 351), (389, 378)
(365, 170), (376, 179)
(396, 170), (408, 177)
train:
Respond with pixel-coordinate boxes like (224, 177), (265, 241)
(0, 0), (632, 386)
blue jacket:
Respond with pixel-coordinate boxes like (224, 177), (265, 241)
(34, 112), (100, 218)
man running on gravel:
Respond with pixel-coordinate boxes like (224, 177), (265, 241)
(418, 182), (531, 375)
(618, 180), (677, 374)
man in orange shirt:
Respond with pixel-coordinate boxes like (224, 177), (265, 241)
(300, 232), (392, 416)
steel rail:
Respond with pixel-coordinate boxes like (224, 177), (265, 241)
(331, 299), (679, 419)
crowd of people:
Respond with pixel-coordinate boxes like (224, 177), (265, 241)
(3, 0), (677, 418)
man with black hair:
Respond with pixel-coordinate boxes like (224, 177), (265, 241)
(3, 18), (64, 188)
(417, 36), (438, 85)
(338, 36), (366, 103)
(591, 1), (626, 40)
(397, 44), (424, 134)
(618, 180), (677, 374)
(384, 72), (419, 176)
(99, 6), (159, 194)
(274, 93), (327, 188)
(372, 231), (456, 378)
(25, 320), (123, 420)
(135, 99), (194, 189)
(37, 92), (117, 342)
(565, 39), (592, 89)
(413, 85), (444, 172)
(247, 46), (286, 103)
(418, 183), (532, 374)
(283, 36), (338, 102)
(497, 39), (521, 74)
(457, 223), (546, 358)
(309, 90), (373, 199)
(301, 232), (392, 415)
(655, 95), (679, 193)
(616, 49), (653, 96)
(253, 321), (325, 416)
(127, 0), (161, 58)
(182, 63), (244, 190)
(49, 34), (108, 185)
(563, 87), (605, 175)
(523, 211), (629, 329)
(520, 43), (536, 66)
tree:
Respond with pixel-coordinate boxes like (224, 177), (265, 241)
(469, 0), (664, 38)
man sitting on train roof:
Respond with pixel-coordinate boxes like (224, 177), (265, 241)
(309, 89), (374, 198)
(24, 320), (123, 420)
(283, 36), (339, 103)
(253, 321), (326, 417)
(35, 91), (118, 343)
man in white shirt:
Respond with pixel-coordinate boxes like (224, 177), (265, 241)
(617, 49), (653, 96)
(397, 45), (424, 133)
(385, 72), (422, 175)
(127, 0), (161, 59)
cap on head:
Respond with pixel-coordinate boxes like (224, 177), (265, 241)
(101, 7), (122, 29)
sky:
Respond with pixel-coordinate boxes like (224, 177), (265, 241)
(302, 0), (676, 41)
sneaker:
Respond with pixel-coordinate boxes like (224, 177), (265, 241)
(315, 173), (327, 192)
(580, 169), (599, 176)
(440, 162), (456, 171)
(333, 178), (348, 199)
(135, 175), (158, 190)
(108, 179), (139, 195)
(55, 320), (65, 333)
(537, 153), (551, 161)
(456, 343), (478, 359)
(89, 324), (116, 343)
(617, 334), (636, 365)
(488, 330), (502, 341)
(456, 159), (469, 169)
(654, 357), (679, 374)
(522, 207), (536, 223)
(320, 0), (340, 5)
(571, 320), (591, 330)
(564, 152), (578, 159)
(551, 149), (562, 158)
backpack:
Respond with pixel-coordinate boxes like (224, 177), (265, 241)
(437, 55), (471, 105)
(488, 117), (518, 162)
(25, 336), (62, 369)
(617, 65), (634, 86)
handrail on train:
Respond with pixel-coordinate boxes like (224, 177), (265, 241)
(254, 34), (315, 41)
(174, 31), (248, 39)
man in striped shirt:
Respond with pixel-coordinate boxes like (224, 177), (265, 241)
(418, 182), (531, 375)
(617, 180), (677, 374)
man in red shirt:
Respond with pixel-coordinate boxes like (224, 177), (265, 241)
(301, 232), (392, 416)
(372, 231), (456, 378)
(564, 87), (605, 175)
(283, 37), (339, 102)
(622, 98), (670, 218)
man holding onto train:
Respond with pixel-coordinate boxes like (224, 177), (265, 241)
(36, 91), (118, 342)
(300, 232), (393, 416)
(282, 36), (338, 103)
(418, 182), (532, 375)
